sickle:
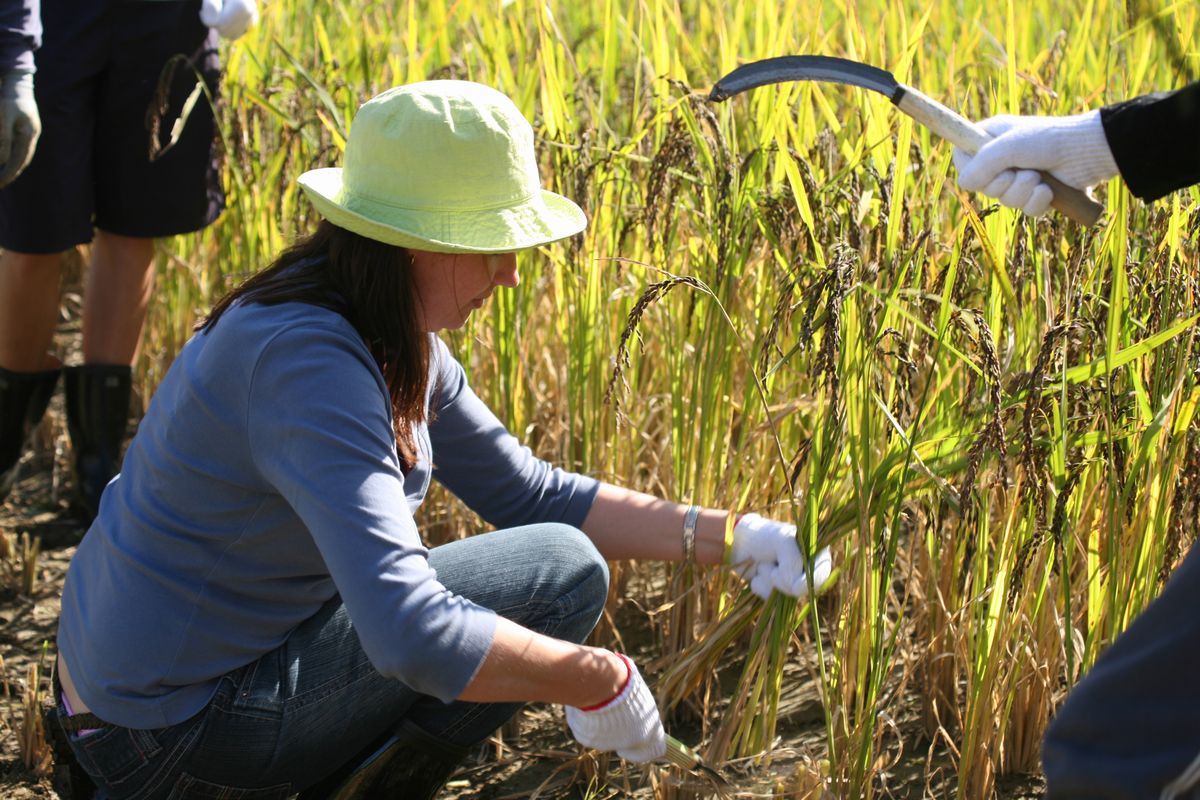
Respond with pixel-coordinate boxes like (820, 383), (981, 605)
(664, 734), (732, 795)
(710, 55), (1103, 226)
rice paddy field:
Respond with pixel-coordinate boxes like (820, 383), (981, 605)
(3, 0), (1199, 797)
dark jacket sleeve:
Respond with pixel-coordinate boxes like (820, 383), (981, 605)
(0, 0), (38, 72)
(1101, 81), (1200, 202)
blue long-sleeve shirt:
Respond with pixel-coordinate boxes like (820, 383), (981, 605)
(57, 299), (600, 729)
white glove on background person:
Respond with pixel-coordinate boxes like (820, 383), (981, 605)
(0, 69), (40, 188)
(200, 0), (259, 40)
(732, 513), (833, 600)
(952, 110), (1120, 216)
(565, 653), (667, 763)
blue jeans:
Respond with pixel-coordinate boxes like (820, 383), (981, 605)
(62, 523), (609, 799)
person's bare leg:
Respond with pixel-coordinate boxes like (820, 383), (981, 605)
(82, 230), (155, 366)
(0, 250), (63, 372)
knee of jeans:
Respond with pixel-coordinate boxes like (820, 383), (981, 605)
(542, 523), (609, 638)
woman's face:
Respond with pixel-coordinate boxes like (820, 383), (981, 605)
(408, 250), (520, 332)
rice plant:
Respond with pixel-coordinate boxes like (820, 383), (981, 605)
(0, 650), (53, 777)
(1, 530), (41, 597)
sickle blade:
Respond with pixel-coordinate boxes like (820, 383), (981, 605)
(709, 55), (900, 102)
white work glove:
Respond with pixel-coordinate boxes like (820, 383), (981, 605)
(0, 69), (40, 188)
(199, 0), (259, 40)
(565, 653), (667, 763)
(732, 513), (833, 600)
(952, 110), (1119, 217)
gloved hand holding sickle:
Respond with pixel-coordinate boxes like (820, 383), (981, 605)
(708, 55), (1105, 226)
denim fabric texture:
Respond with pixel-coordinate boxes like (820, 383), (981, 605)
(61, 523), (609, 799)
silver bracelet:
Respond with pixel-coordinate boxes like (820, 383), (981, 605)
(682, 504), (701, 564)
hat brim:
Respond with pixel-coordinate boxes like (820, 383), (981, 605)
(297, 168), (587, 254)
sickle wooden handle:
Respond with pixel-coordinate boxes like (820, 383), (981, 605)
(894, 86), (1104, 226)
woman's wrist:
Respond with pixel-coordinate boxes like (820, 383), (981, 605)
(573, 649), (631, 709)
(689, 507), (738, 565)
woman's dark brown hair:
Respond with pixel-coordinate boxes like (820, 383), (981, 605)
(201, 220), (429, 469)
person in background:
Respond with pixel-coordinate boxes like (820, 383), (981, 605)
(954, 80), (1200, 800)
(51, 80), (834, 800)
(0, 0), (257, 520)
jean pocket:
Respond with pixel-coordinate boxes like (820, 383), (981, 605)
(167, 772), (292, 799)
(72, 725), (163, 790)
(225, 654), (284, 718)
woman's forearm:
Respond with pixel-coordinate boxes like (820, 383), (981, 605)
(580, 482), (732, 564)
(459, 485), (732, 708)
(457, 616), (627, 707)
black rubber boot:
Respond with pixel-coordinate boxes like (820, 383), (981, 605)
(298, 720), (470, 800)
(0, 366), (61, 502)
(64, 364), (132, 521)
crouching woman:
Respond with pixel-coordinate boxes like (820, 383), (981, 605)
(52, 80), (829, 799)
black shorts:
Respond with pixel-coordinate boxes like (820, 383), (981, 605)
(0, 0), (225, 254)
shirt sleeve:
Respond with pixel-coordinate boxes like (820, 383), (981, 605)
(247, 322), (496, 703)
(428, 338), (600, 528)
(0, 0), (39, 73)
(1101, 81), (1200, 202)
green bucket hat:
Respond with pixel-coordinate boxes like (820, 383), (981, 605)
(297, 80), (587, 253)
